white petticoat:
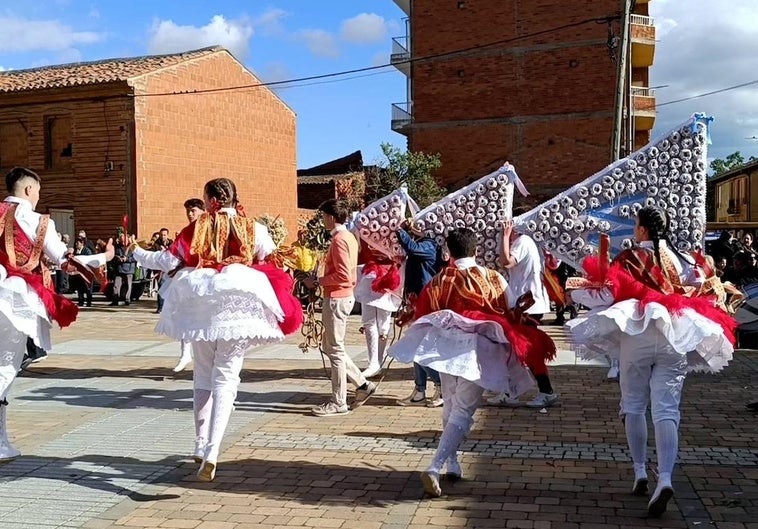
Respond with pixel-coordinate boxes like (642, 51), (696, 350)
(567, 299), (733, 373)
(0, 264), (53, 350)
(156, 264), (285, 346)
(353, 265), (403, 312)
(388, 309), (535, 396)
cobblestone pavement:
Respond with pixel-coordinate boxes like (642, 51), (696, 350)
(1, 296), (757, 529)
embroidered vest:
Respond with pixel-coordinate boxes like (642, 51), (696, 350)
(0, 202), (53, 288)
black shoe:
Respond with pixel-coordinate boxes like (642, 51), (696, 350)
(86, 303), (92, 307)
(124, 301), (130, 306)
(77, 302), (83, 307)
(109, 301), (119, 306)
(747, 401), (758, 411)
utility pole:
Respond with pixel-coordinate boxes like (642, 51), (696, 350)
(611, 0), (633, 162)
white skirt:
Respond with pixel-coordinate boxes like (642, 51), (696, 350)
(156, 264), (285, 346)
(0, 264), (53, 350)
(567, 299), (733, 373)
(353, 265), (403, 312)
(388, 309), (535, 396)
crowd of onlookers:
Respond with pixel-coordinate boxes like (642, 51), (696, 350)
(708, 230), (758, 289)
(52, 227), (176, 309)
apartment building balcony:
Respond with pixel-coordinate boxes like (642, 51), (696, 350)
(393, 0), (410, 16)
(391, 36), (410, 76)
(630, 14), (656, 67)
(631, 86), (656, 131)
(391, 102), (413, 133)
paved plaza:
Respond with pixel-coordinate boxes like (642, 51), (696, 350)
(1, 296), (757, 529)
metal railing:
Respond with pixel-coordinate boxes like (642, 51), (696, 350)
(630, 14), (654, 26)
(631, 86), (656, 97)
(391, 36), (410, 62)
(391, 102), (413, 130)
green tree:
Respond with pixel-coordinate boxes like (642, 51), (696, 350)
(710, 151), (757, 176)
(364, 143), (445, 209)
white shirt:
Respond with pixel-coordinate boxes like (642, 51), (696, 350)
(454, 256), (509, 292)
(2, 196), (105, 269)
(505, 234), (551, 314)
(134, 209), (276, 272)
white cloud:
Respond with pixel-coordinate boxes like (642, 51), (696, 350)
(370, 51), (389, 67)
(340, 13), (391, 44)
(295, 29), (339, 58)
(148, 15), (254, 60)
(253, 8), (288, 36)
(650, 0), (758, 164)
(0, 16), (102, 53)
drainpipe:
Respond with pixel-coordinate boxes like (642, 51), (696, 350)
(611, 0), (633, 162)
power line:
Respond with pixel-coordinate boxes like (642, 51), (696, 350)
(657, 78), (758, 107)
(129, 16), (620, 97)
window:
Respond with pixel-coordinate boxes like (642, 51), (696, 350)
(0, 121), (29, 173)
(43, 115), (73, 170)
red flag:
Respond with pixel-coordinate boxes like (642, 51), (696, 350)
(121, 215), (129, 246)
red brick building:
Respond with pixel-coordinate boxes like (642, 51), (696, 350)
(0, 46), (297, 241)
(390, 0), (656, 201)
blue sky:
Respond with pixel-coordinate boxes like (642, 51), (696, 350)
(2, 1), (757, 172)
(0, 1), (408, 169)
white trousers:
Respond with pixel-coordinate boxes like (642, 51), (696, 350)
(361, 304), (392, 369)
(323, 296), (366, 407)
(619, 326), (687, 425)
(0, 318), (27, 402)
(192, 340), (249, 394)
(440, 373), (485, 434)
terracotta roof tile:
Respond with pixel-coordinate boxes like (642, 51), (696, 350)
(0, 46), (222, 93)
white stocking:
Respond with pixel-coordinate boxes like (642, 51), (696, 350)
(427, 422), (467, 475)
(204, 389), (235, 463)
(625, 413), (648, 480)
(654, 419), (678, 489)
(193, 389), (212, 445)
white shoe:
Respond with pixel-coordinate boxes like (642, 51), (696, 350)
(192, 437), (207, 464)
(397, 389), (426, 406)
(361, 365), (383, 379)
(427, 385), (443, 408)
(173, 355), (193, 373)
(486, 392), (520, 406)
(0, 443), (20, 462)
(607, 359), (619, 380)
(632, 476), (649, 496)
(420, 470), (442, 497)
(648, 485), (674, 516)
(525, 392), (560, 408)
(197, 460), (217, 482)
(445, 458), (462, 481)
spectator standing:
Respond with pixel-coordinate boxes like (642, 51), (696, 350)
(110, 239), (136, 306)
(153, 228), (173, 313)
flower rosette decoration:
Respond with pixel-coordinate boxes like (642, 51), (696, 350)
(353, 187), (415, 260)
(413, 162), (526, 269)
(514, 113), (712, 268)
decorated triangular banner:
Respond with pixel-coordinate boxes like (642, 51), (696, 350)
(354, 186), (415, 260)
(514, 114), (711, 269)
(413, 163), (526, 269)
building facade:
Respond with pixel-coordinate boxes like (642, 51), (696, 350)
(389, 0), (656, 201)
(0, 47), (298, 241)
(707, 160), (758, 226)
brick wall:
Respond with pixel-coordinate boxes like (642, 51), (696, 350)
(132, 50), (298, 241)
(407, 0), (625, 193)
(0, 86), (134, 240)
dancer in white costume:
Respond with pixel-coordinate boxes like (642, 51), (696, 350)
(354, 242), (403, 378)
(0, 167), (114, 461)
(389, 228), (555, 497)
(130, 178), (302, 481)
(568, 206), (736, 516)
(172, 198), (206, 373)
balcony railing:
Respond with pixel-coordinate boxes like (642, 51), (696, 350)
(630, 14), (654, 26)
(391, 36), (410, 62)
(391, 102), (413, 132)
(631, 86), (655, 98)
